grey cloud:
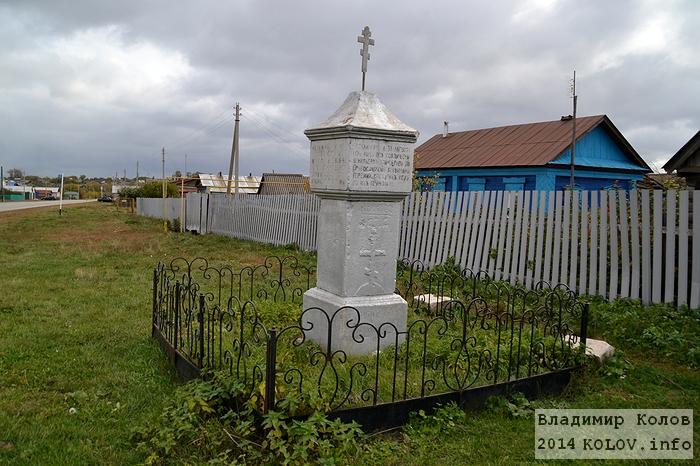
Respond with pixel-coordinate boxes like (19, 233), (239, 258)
(1, 0), (698, 177)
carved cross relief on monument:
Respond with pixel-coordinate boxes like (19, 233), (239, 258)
(356, 205), (391, 295)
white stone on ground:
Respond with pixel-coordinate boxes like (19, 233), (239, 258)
(413, 294), (453, 312)
(567, 335), (615, 362)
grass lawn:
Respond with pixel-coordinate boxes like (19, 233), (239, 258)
(1, 203), (698, 465)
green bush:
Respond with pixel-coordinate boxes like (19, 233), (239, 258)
(588, 298), (700, 368)
(140, 182), (179, 198)
(118, 187), (141, 199)
(134, 373), (364, 465)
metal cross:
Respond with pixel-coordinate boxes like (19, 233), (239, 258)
(357, 26), (375, 91)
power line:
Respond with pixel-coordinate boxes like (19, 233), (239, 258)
(169, 110), (234, 150)
(240, 113), (307, 157)
(244, 108), (305, 143)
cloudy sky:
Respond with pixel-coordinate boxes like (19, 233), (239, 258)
(1, 0), (698, 178)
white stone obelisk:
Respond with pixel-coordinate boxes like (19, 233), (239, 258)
(302, 91), (418, 355)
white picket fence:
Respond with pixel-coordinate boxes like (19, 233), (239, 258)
(207, 193), (321, 250)
(137, 190), (699, 308)
(399, 190), (697, 308)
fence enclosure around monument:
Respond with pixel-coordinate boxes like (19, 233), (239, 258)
(137, 189), (699, 308)
(152, 254), (587, 430)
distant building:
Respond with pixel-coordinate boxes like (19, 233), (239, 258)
(64, 191), (80, 200)
(1, 181), (32, 200)
(258, 173), (309, 195)
(33, 187), (60, 199)
(112, 184), (136, 197)
(414, 115), (651, 192)
(192, 173), (261, 194)
(662, 130), (700, 188)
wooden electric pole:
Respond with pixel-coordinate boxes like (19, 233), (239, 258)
(570, 70), (577, 191)
(226, 103), (240, 196)
(162, 147), (167, 232)
(59, 173), (64, 216)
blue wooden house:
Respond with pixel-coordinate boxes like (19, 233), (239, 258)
(414, 115), (651, 191)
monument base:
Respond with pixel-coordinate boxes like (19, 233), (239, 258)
(302, 287), (407, 356)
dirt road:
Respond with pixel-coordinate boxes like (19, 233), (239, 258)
(0, 199), (96, 213)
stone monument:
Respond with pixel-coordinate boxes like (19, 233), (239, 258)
(302, 27), (419, 355)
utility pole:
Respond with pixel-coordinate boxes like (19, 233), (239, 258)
(570, 70), (577, 191)
(234, 105), (240, 196)
(1, 166), (4, 203)
(180, 170), (185, 233)
(59, 173), (64, 216)
(184, 154), (187, 177)
(136, 160), (139, 182)
(124, 169), (127, 182)
(162, 147), (167, 232)
(226, 103), (240, 196)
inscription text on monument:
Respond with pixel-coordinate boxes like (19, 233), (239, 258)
(310, 139), (412, 192)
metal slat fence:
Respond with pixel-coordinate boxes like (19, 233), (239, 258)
(137, 190), (699, 308)
(136, 197), (181, 221)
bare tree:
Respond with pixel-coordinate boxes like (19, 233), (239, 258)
(7, 168), (23, 178)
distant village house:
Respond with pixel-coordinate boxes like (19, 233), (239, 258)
(414, 115), (651, 192)
(182, 173), (309, 195)
(663, 130), (700, 188)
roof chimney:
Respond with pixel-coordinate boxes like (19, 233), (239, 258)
(443, 121), (449, 137)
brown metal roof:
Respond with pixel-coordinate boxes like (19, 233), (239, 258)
(415, 115), (608, 169)
(258, 173), (310, 195)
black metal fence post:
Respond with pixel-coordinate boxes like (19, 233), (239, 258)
(174, 281), (180, 352)
(580, 302), (589, 346)
(198, 294), (205, 368)
(152, 268), (158, 336)
(264, 328), (277, 414)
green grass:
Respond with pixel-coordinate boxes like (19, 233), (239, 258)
(0, 204), (311, 465)
(1, 204), (698, 465)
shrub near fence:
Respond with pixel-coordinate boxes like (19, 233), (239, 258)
(135, 189), (700, 308)
(152, 255), (589, 430)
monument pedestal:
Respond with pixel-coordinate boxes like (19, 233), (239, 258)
(302, 288), (406, 355)
(302, 91), (418, 355)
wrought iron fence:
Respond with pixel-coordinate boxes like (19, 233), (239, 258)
(152, 255), (589, 429)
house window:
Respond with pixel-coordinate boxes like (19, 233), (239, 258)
(503, 177), (526, 191)
(466, 178), (486, 191)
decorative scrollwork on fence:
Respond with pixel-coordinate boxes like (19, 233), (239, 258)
(152, 254), (588, 416)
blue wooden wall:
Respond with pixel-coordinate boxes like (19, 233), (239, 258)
(416, 125), (647, 192)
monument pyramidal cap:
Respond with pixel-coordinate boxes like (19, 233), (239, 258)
(304, 91), (418, 141)
(301, 26), (419, 355)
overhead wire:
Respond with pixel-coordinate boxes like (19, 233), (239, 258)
(244, 107), (305, 143)
(161, 105), (308, 176)
(242, 111), (301, 146)
(169, 108), (230, 145)
(169, 112), (234, 151)
(240, 112), (307, 158)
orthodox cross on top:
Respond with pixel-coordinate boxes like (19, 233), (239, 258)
(357, 26), (375, 91)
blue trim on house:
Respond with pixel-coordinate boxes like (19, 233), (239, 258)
(416, 122), (647, 192)
(549, 126), (645, 171)
(418, 167), (643, 192)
